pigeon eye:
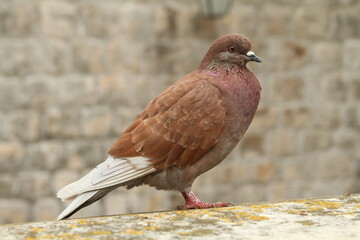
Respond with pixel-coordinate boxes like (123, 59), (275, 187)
(228, 46), (236, 53)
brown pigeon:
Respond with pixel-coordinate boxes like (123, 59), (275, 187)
(57, 33), (262, 220)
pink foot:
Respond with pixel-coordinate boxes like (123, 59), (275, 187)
(177, 191), (231, 210)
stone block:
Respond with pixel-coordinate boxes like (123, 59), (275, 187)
(63, 110), (85, 138)
(268, 129), (296, 157)
(32, 197), (61, 221)
(0, 40), (52, 77)
(2, 111), (40, 141)
(312, 42), (341, 71)
(25, 76), (56, 109)
(0, 199), (30, 224)
(259, 4), (292, 36)
(228, 3), (256, 36)
(344, 105), (360, 130)
(119, 2), (156, 41)
(332, 128), (358, 150)
(145, 190), (172, 212)
(41, 0), (77, 39)
(78, 2), (120, 38)
(26, 141), (64, 170)
(73, 40), (105, 74)
(255, 161), (275, 183)
(104, 41), (126, 73)
(18, 171), (50, 200)
(301, 129), (332, 152)
(265, 181), (286, 201)
(316, 150), (354, 178)
(250, 106), (278, 130)
(166, 2), (196, 38)
(280, 158), (301, 180)
(273, 75), (304, 101)
(323, 74), (349, 102)
(81, 107), (112, 137)
(53, 169), (79, 194)
(218, 161), (250, 184)
(0, 79), (28, 110)
(97, 74), (126, 105)
(0, 1), (40, 37)
(0, 174), (13, 197)
(236, 183), (266, 202)
(343, 40), (360, 71)
(64, 140), (103, 169)
(40, 107), (62, 138)
(293, 5), (329, 39)
(267, 40), (308, 72)
(284, 179), (308, 199)
(46, 40), (72, 75)
(353, 77), (360, 100)
(284, 107), (310, 128)
(240, 133), (265, 156)
(59, 75), (97, 107)
(104, 191), (128, 215)
(41, 108), (82, 138)
(329, 9), (360, 40)
(70, 199), (104, 219)
(312, 105), (341, 129)
(0, 142), (24, 172)
(126, 191), (147, 213)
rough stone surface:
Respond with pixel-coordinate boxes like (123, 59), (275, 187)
(0, 0), (360, 224)
(0, 194), (359, 240)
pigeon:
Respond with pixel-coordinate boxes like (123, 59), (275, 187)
(57, 33), (262, 220)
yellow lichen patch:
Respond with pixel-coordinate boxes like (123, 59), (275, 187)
(178, 229), (213, 236)
(307, 200), (341, 209)
(92, 230), (112, 235)
(218, 216), (233, 223)
(221, 206), (245, 211)
(75, 219), (88, 225)
(152, 213), (168, 218)
(206, 212), (221, 218)
(144, 225), (160, 231)
(30, 227), (44, 232)
(175, 209), (213, 217)
(338, 211), (358, 215)
(297, 220), (316, 226)
(250, 204), (271, 209)
(355, 205), (360, 208)
(247, 215), (269, 221)
(73, 219), (102, 226)
(24, 238), (36, 240)
(120, 228), (143, 235)
(284, 210), (302, 214)
(67, 224), (78, 228)
(291, 200), (308, 204)
(58, 233), (75, 237)
(235, 212), (251, 218)
(307, 206), (323, 212)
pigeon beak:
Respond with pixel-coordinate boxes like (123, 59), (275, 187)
(246, 51), (262, 63)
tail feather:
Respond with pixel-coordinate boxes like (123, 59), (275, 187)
(57, 191), (98, 220)
(56, 155), (156, 220)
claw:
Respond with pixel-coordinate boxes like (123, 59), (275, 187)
(177, 191), (231, 210)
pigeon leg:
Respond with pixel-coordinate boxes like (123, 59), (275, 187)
(177, 191), (230, 210)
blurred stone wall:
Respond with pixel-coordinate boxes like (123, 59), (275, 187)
(0, 0), (359, 224)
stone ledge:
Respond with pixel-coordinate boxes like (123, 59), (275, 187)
(1, 194), (359, 240)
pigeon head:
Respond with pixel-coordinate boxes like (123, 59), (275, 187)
(198, 33), (262, 70)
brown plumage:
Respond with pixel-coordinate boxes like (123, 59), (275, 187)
(57, 33), (262, 220)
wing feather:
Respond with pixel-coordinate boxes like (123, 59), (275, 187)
(109, 73), (226, 170)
